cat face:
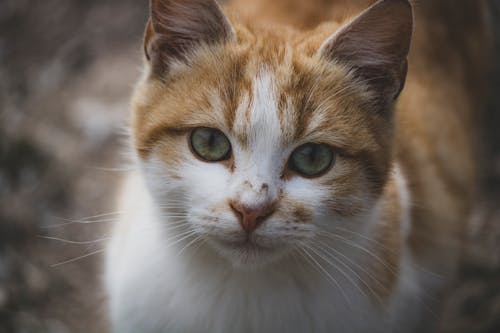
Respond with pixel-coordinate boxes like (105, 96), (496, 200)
(134, 0), (412, 268)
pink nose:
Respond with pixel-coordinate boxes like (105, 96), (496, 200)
(229, 201), (276, 234)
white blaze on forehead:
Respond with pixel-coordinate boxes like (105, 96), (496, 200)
(230, 70), (284, 203)
(247, 71), (283, 180)
(248, 71), (282, 157)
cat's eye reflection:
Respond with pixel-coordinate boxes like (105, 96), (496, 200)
(288, 143), (335, 178)
(190, 127), (232, 162)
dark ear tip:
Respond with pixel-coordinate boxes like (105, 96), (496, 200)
(396, 0), (413, 17)
(149, 0), (159, 19)
(150, 0), (161, 11)
(396, 0), (414, 21)
(376, 0), (413, 17)
(382, 0), (412, 8)
(143, 18), (155, 61)
(378, 0), (414, 41)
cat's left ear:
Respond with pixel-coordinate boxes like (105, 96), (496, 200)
(319, 0), (413, 105)
(144, 0), (235, 77)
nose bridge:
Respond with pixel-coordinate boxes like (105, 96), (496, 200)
(235, 157), (277, 205)
(237, 179), (272, 208)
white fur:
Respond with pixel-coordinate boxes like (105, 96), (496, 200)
(106, 74), (431, 333)
(231, 71), (283, 208)
(393, 164), (411, 239)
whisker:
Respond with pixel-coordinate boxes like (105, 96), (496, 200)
(305, 243), (369, 301)
(43, 212), (125, 228)
(177, 235), (203, 256)
(165, 231), (199, 249)
(38, 235), (110, 245)
(319, 231), (398, 274)
(50, 249), (105, 268)
(42, 218), (119, 229)
(190, 237), (207, 256)
(57, 211), (123, 221)
(326, 228), (443, 280)
(333, 226), (397, 255)
(312, 241), (384, 303)
(319, 232), (440, 314)
(298, 245), (352, 308)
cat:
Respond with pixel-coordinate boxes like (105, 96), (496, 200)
(105, 0), (490, 332)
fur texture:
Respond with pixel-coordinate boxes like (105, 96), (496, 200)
(106, 0), (490, 332)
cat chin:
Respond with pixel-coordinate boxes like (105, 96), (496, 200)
(207, 238), (290, 270)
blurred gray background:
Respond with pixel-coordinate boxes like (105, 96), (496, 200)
(0, 1), (499, 332)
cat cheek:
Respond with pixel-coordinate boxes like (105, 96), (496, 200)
(277, 203), (314, 225)
(182, 162), (232, 203)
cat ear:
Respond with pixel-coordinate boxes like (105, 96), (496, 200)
(319, 0), (413, 105)
(144, 0), (235, 77)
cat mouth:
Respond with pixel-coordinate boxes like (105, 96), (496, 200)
(210, 237), (285, 268)
(219, 238), (271, 253)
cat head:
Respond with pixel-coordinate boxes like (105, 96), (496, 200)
(133, 0), (412, 268)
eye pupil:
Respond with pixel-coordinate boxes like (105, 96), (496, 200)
(190, 127), (231, 162)
(289, 143), (335, 178)
(308, 148), (318, 163)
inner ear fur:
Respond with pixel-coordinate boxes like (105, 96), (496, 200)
(144, 0), (235, 78)
(319, 0), (413, 107)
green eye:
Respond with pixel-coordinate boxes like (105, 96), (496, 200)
(190, 127), (231, 162)
(289, 143), (335, 177)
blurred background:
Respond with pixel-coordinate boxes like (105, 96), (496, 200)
(0, 0), (499, 332)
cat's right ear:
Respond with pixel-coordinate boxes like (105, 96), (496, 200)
(144, 0), (235, 78)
